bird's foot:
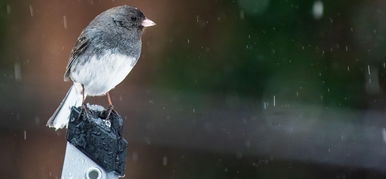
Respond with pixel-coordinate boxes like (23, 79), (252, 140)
(78, 103), (89, 120)
(105, 105), (114, 120)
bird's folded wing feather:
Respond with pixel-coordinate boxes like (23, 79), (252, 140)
(64, 33), (90, 81)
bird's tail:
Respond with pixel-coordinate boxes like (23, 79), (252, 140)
(47, 84), (83, 129)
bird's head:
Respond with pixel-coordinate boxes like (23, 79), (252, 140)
(96, 5), (156, 32)
(109, 5), (155, 29)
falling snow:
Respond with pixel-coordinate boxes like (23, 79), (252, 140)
(312, 1), (324, 19)
(14, 63), (22, 81)
(273, 95), (276, 107)
(6, 4), (11, 14)
(263, 102), (268, 110)
(162, 156), (168, 166)
(29, 5), (34, 17)
(63, 16), (68, 29)
(132, 152), (138, 161)
(240, 10), (245, 19)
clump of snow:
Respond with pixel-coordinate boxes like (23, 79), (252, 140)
(86, 104), (105, 111)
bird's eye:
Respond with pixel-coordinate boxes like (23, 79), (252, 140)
(131, 17), (137, 21)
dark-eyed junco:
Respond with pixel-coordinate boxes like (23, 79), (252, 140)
(47, 5), (155, 129)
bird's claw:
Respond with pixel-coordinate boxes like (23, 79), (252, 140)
(77, 103), (89, 120)
(105, 105), (114, 120)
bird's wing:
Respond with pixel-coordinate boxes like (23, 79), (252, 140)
(64, 33), (90, 81)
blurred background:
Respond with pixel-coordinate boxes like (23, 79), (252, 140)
(1, 0), (386, 178)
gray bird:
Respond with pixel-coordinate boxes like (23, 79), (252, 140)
(47, 5), (155, 129)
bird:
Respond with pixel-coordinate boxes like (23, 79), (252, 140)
(47, 5), (155, 129)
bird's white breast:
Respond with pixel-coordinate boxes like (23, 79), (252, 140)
(70, 50), (137, 96)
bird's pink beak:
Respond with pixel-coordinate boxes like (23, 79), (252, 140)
(142, 18), (156, 27)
